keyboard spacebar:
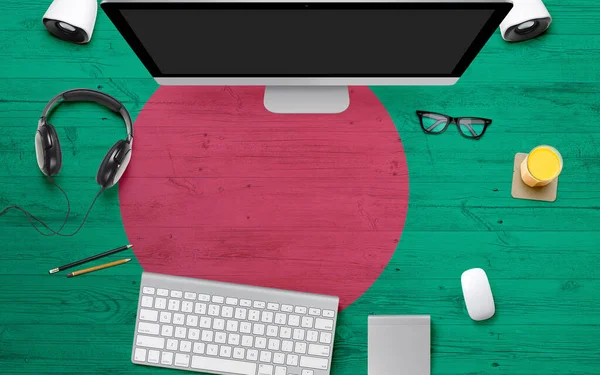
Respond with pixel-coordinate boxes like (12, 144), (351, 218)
(191, 355), (257, 375)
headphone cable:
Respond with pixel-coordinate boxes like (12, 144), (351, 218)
(0, 177), (104, 237)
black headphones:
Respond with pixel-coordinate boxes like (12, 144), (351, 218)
(35, 88), (134, 189)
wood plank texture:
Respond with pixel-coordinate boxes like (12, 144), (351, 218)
(0, 1), (599, 375)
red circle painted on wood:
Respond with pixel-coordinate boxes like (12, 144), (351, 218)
(119, 86), (408, 309)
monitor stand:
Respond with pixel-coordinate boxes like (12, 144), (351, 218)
(264, 86), (350, 114)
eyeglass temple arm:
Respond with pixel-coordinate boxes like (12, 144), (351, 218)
(459, 122), (479, 137)
(424, 114), (448, 132)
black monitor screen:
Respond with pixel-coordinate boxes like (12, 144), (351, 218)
(103, 3), (511, 77)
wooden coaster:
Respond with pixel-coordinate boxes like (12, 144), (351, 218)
(512, 153), (558, 202)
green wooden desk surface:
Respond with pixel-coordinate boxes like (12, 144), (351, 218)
(1, 1), (599, 374)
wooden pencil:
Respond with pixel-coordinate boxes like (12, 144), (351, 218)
(66, 258), (132, 278)
(49, 244), (132, 274)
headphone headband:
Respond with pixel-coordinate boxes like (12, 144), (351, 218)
(40, 88), (133, 142)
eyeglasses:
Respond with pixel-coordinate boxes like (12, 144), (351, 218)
(416, 110), (492, 139)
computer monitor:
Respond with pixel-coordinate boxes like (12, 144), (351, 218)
(101, 0), (512, 114)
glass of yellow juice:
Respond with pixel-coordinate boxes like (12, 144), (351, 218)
(521, 145), (563, 187)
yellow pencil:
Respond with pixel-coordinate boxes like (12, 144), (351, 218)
(66, 258), (132, 278)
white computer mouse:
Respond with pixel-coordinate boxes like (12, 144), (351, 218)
(461, 268), (495, 321)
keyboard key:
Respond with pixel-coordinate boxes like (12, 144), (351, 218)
(260, 351), (272, 363)
(135, 335), (164, 349)
(208, 305), (220, 316)
(198, 294), (210, 302)
(141, 296), (153, 307)
(268, 339), (280, 351)
(213, 318), (225, 330)
(258, 364), (273, 375)
(288, 315), (300, 326)
(247, 349), (259, 361)
(138, 322), (159, 335)
(314, 318), (333, 330)
(157, 288), (168, 296)
(323, 310), (335, 318)
(219, 345), (232, 358)
(174, 353), (190, 367)
(173, 313), (185, 325)
(134, 347), (146, 362)
(293, 329), (305, 341)
(148, 349), (160, 363)
(160, 311), (172, 323)
(280, 327), (292, 339)
(182, 301), (193, 313)
(240, 322), (252, 333)
(266, 325), (278, 337)
(170, 290), (183, 298)
(306, 330), (318, 342)
(308, 308), (320, 316)
(226, 320), (239, 332)
(294, 306), (307, 314)
(161, 325), (173, 337)
(281, 340), (293, 352)
(300, 355), (328, 370)
(240, 299), (252, 307)
(186, 315), (198, 327)
(248, 310), (260, 321)
(254, 301), (266, 309)
(215, 332), (227, 344)
(273, 353), (285, 365)
(233, 347), (245, 359)
(167, 339), (178, 351)
(286, 354), (298, 366)
(200, 317), (212, 328)
(267, 303), (279, 311)
(301, 317), (314, 328)
(241, 335), (253, 347)
(193, 342), (205, 354)
(228, 333), (240, 346)
(261, 311), (274, 323)
(206, 344), (218, 356)
(201, 330), (214, 342)
(212, 295), (225, 304)
(139, 309), (158, 322)
(308, 344), (330, 357)
(235, 308), (247, 320)
(142, 287), (155, 295)
(154, 297), (167, 309)
(226, 297), (238, 305)
(188, 328), (200, 340)
(294, 342), (307, 354)
(195, 303), (207, 315)
(222, 306), (234, 318)
(168, 300), (180, 311)
(319, 332), (332, 344)
(180, 341), (192, 353)
(275, 313), (287, 325)
(281, 305), (293, 312)
(184, 292), (196, 300)
(302, 370), (314, 375)
(175, 326), (187, 338)
(192, 355), (257, 375)
(161, 351), (173, 365)
(253, 324), (265, 335)
(255, 337), (267, 349)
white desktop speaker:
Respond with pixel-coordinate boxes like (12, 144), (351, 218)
(43, 0), (98, 44)
(500, 0), (552, 42)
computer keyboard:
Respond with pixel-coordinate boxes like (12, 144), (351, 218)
(132, 272), (339, 375)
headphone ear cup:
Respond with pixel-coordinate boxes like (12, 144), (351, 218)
(35, 123), (62, 176)
(97, 140), (132, 189)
